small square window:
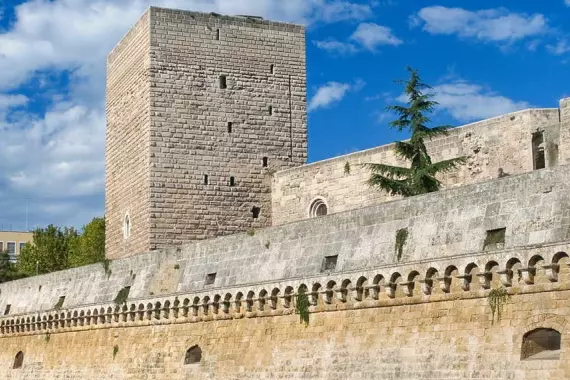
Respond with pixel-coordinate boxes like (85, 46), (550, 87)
(321, 255), (338, 272)
(251, 206), (261, 219)
(205, 273), (216, 285)
(483, 228), (506, 251)
(4, 304), (11, 315)
(219, 75), (227, 89)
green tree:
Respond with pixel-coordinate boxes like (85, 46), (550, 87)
(0, 251), (26, 283)
(18, 225), (79, 275)
(69, 217), (105, 268)
(366, 67), (466, 196)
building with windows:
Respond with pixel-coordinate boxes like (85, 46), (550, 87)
(0, 231), (32, 262)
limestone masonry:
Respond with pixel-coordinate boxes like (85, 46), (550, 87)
(2, 6), (570, 380)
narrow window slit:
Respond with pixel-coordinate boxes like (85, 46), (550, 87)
(262, 157), (268, 167)
(229, 177), (235, 187)
(219, 75), (227, 89)
(204, 175), (209, 185)
(227, 122), (232, 133)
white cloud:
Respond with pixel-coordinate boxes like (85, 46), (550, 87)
(350, 23), (402, 50)
(425, 81), (531, 122)
(315, 22), (402, 54)
(566, 0), (570, 6)
(0, 0), (369, 229)
(313, 40), (358, 55)
(414, 6), (547, 44)
(309, 80), (364, 111)
(547, 40), (570, 55)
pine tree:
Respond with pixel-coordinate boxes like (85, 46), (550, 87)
(366, 67), (466, 196)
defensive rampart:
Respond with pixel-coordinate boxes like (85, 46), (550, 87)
(272, 107), (562, 226)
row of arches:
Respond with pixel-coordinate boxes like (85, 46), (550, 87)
(1, 251), (568, 335)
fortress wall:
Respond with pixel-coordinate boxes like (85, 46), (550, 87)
(145, 7), (307, 252)
(0, 281), (569, 379)
(105, 10), (152, 258)
(272, 108), (560, 226)
(0, 164), (569, 315)
(559, 98), (570, 164)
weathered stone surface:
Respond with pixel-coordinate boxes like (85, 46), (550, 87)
(106, 7), (307, 259)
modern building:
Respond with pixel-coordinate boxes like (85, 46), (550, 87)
(0, 231), (33, 262)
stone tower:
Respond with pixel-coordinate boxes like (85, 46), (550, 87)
(105, 7), (307, 259)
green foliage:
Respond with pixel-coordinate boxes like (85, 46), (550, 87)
(395, 228), (408, 261)
(366, 67), (466, 197)
(68, 217), (106, 268)
(264, 240), (270, 249)
(45, 333), (50, 343)
(246, 228), (255, 236)
(101, 258), (112, 278)
(18, 225), (78, 276)
(17, 217), (106, 278)
(488, 287), (509, 325)
(113, 345), (119, 359)
(295, 288), (310, 326)
(344, 161), (351, 175)
(174, 264), (180, 270)
(0, 251), (27, 283)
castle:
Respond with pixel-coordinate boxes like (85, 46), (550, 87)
(0, 7), (570, 379)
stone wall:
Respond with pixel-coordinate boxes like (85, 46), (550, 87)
(1, 164), (569, 315)
(272, 107), (561, 226)
(105, 11), (152, 259)
(0, 245), (569, 379)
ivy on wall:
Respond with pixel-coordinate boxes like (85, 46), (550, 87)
(295, 288), (310, 326)
(488, 287), (509, 325)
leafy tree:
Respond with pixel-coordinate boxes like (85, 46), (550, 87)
(366, 67), (466, 196)
(0, 251), (27, 283)
(18, 225), (79, 275)
(69, 217), (105, 268)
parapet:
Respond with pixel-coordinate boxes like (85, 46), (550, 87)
(1, 163), (570, 316)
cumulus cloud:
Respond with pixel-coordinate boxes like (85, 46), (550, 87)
(308, 80), (364, 111)
(413, 6), (548, 44)
(350, 23), (402, 50)
(395, 81), (531, 123)
(0, 0), (369, 229)
(315, 22), (402, 54)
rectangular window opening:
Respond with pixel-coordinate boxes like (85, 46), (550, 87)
(532, 131), (546, 170)
(251, 206), (261, 219)
(262, 157), (268, 168)
(268, 105), (273, 115)
(227, 122), (233, 133)
(19, 242), (26, 253)
(204, 174), (209, 185)
(7, 242), (15, 262)
(0, 242), (3, 252)
(205, 273), (217, 285)
(4, 304), (11, 315)
(229, 177), (235, 187)
(216, 28), (220, 40)
(219, 75), (227, 89)
(483, 228), (506, 251)
(321, 255), (338, 272)
(270, 64), (274, 74)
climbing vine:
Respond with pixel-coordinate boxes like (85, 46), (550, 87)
(344, 161), (351, 175)
(488, 287), (509, 325)
(295, 288), (310, 326)
(101, 258), (112, 278)
(113, 345), (119, 359)
(395, 228), (408, 261)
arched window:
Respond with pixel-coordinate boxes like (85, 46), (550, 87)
(184, 345), (202, 365)
(123, 214), (131, 239)
(521, 328), (561, 360)
(309, 198), (328, 218)
(13, 351), (23, 369)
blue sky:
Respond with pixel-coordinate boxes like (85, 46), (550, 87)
(0, 0), (569, 230)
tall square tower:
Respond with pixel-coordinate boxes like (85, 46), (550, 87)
(105, 7), (307, 259)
